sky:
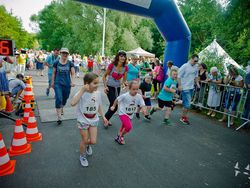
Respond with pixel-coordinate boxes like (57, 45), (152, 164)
(0, 0), (52, 33)
(1, 0), (228, 33)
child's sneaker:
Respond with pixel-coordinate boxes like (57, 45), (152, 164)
(119, 136), (125, 145)
(149, 107), (156, 115)
(163, 119), (171, 125)
(144, 115), (151, 121)
(115, 135), (120, 143)
(79, 154), (88, 167)
(135, 113), (140, 119)
(86, 145), (93, 156)
(180, 116), (190, 125)
(115, 135), (125, 145)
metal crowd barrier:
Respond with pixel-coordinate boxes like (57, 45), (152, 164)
(190, 81), (250, 130)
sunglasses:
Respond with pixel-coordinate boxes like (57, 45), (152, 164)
(194, 60), (199, 62)
(61, 52), (69, 55)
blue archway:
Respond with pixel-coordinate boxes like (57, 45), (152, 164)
(77, 0), (191, 77)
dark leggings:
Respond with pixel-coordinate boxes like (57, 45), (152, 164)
(153, 79), (161, 92)
(105, 86), (121, 120)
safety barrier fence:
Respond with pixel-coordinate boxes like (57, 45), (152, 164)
(190, 81), (249, 131)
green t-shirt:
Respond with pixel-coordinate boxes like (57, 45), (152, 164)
(140, 61), (150, 77)
(158, 78), (177, 101)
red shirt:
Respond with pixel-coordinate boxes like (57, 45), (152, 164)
(87, 59), (94, 68)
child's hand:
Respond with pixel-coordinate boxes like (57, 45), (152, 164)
(110, 106), (115, 111)
(103, 117), (109, 126)
(104, 87), (109, 94)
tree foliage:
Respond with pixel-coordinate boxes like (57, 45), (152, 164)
(178, 0), (250, 66)
(31, 0), (154, 56)
(0, 6), (36, 49)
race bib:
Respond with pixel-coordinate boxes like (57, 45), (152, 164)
(170, 84), (176, 90)
(82, 101), (98, 119)
(83, 106), (97, 114)
(145, 91), (151, 98)
(125, 105), (136, 115)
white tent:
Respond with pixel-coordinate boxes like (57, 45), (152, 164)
(126, 47), (155, 58)
(198, 39), (243, 74)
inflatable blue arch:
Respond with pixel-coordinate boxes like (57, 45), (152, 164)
(77, 0), (191, 77)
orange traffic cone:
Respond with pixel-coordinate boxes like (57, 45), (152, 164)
(26, 77), (33, 88)
(26, 111), (42, 142)
(22, 101), (32, 124)
(5, 96), (14, 113)
(22, 83), (34, 101)
(9, 119), (32, 157)
(0, 133), (16, 176)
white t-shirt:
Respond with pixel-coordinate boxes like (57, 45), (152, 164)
(178, 62), (198, 90)
(117, 92), (145, 119)
(76, 91), (102, 125)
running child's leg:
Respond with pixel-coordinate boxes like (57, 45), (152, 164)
(88, 126), (97, 145)
(119, 115), (132, 136)
(79, 127), (90, 167)
(116, 115), (132, 145)
(165, 107), (172, 119)
(150, 98), (164, 115)
(79, 129), (89, 155)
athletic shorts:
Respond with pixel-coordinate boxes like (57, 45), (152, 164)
(77, 121), (98, 130)
(144, 98), (151, 106)
(158, 98), (172, 108)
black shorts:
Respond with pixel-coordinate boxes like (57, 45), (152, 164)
(158, 98), (172, 108)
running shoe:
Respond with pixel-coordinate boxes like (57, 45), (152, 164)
(149, 107), (156, 115)
(144, 115), (151, 121)
(86, 145), (93, 156)
(180, 116), (190, 125)
(57, 120), (62, 125)
(61, 108), (64, 116)
(136, 113), (140, 119)
(115, 135), (120, 142)
(79, 155), (88, 167)
(163, 119), (171, 125)
(115, 135), (125, 145)
(104, 124), (109, 129)
(119, 136), (125, 145)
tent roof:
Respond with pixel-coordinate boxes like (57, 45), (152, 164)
(126, 47), (155, 58)
(198, 39), (242, 73)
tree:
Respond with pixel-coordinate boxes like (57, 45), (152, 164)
(31, 0), (156, 56)
(0, 5), (36, 49)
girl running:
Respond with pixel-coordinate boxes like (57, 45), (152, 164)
(150, 69), (178, 125)
(71, 73), (109, 167)
(111, 81), (147, 145)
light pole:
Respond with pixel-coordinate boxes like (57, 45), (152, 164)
(101, 8), (106, 57)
